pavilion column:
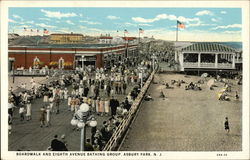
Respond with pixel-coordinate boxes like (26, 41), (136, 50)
(232, 54), (235, 68)
(215, 53), (218, 68)
(175, 51), (178, 62)
(198, 53), (201, 67)
(236, 53), (239, 62)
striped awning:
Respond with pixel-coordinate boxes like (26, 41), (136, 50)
(181, 42), (236, 52)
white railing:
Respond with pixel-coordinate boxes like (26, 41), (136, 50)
(102, 70), (155, 151)
(183, 62), (234, 69)
(183, 62), (198, 67)
(217, 63), (233, 68)
(200, 63), (215, 67)
(235, 59), (242, 63)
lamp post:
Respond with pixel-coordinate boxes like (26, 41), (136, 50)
(81, 56), (85, 71)
(71, 103), (97, 151)
(12, 62), (15, 83)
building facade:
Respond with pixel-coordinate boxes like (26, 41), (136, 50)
(49, 33), (84, 44)
(8, 44), (138, 70)
(99, 36), (113, 44)
(175, 42), (237, 71)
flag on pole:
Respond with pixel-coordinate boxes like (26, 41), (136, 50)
(43, 28), (49, 34)
(124, 29), (128, 34)
(139, 28), (144, 34)
(177, 20), (185, 29)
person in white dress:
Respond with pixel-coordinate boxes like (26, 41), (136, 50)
(49, 97), (54, 113)
(95, 97), (100, 114)
(67, 96), (72, 111)
(43, 91), (49, 102)
(59, 88), (64, 100)
(104, 98), (110, 116)
(91, 98), (96, 112)
(110, 87), (115, 97)
(64, 88), (68, 100)
(23, 92), (28, 104)
(26, 101), (32, 121)
(46, 106), (51, 127)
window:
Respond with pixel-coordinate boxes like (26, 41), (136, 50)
(58, 57), (64, 69)
(33, 56), (40, 69)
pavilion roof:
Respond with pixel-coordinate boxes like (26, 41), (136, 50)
(181, 42), (236, 52)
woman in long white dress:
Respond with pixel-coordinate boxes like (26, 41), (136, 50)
(46, 106), (51, 127)
(67, 96), (72, 111)
(95, 97), (100, 115)
(59, 89), (64, 100)
(104, 98), (110, 116)
(49, 97), (54, 113)
(91, 97), (96, 112)
(43, 92), (49, 102)
(26, 101), (32, 121)
(64, 88), (68, 100)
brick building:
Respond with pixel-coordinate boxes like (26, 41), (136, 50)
(8, 44), (138, 70)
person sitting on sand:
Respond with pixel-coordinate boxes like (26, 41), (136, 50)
(219, 92), (230, 101)
(144, 94), (153, 101)
(166, 83), (170, 88)
(235, 91), (239, 100)
(188, 82), (195, 89)
(160, 90), (166, 99)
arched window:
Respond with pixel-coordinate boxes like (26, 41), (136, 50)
(33, 56), (40, 69)
(58, 57), (64, 69)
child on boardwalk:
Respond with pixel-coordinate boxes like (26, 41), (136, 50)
(40, 106), (46, 127)
(19, 105), (25, 121)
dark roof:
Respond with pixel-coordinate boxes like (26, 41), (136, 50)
(9, 43), (117, 48)
(181, 42), (236, 52)
(8, 36), (46, 46)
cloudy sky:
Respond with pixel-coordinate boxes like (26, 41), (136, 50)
(8, 8), (242, 42)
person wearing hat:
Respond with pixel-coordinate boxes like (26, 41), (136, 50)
(85, 139), (94, 151)
(46, 105), (51, 127)
(50, 135), (68, 151)
(61, 134), (67, 146)
(26, 100), (32, 121)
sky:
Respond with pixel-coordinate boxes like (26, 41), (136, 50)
(8, 8), (242, 42)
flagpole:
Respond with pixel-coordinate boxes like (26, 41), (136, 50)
(176, 21), (178, 42)
(138, 30), (140, 44)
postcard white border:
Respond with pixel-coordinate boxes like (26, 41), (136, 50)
(1, 1), (249, 160)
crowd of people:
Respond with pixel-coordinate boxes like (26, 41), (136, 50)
(8, 58), (153, 151)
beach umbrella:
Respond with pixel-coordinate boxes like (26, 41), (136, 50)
(201, 73), (208, 78)
(207, 78), (215, 87)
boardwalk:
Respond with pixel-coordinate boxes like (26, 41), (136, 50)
(120, 73), (242, 151)
(9, 77), (136, 151)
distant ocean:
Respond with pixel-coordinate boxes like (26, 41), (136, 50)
(215, 42), (242, 51)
